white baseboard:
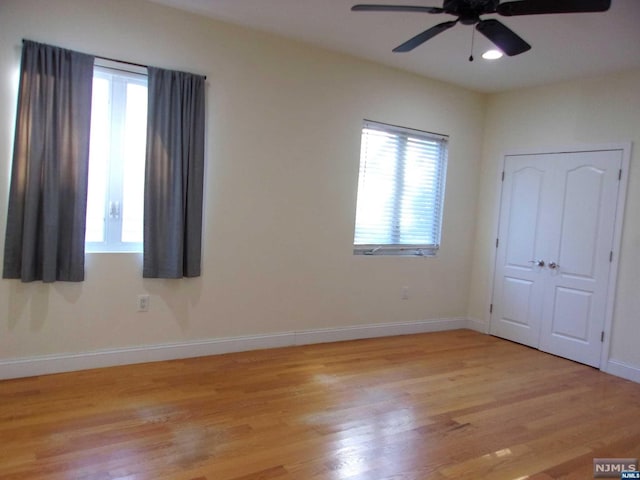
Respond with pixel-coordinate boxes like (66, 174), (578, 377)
(604, 359), (640, 383)
(0, 333), (297, 381)
(295, 317), (468, 345)
(0, 317), (469, 380)
(466, 317), (489, 334)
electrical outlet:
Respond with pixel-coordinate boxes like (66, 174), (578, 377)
(137, 294), (150, 312)
(401, 286), (409, 300)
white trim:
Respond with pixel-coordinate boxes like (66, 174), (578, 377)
(466, 317), (489, 334)
(0, 333), (295, 381)
(0, 317), (468, 380)
(295, 317), (468, 345)
(496, 142), (632, 157)
(598, 143), (632, 369)
(486, 153), (508, 333)
(604, 359), (640, 384)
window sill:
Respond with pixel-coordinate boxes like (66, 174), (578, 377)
(353, 246), (438, 257)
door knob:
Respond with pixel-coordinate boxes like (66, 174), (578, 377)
(548, 262), (559, 270)
(528, 259), (545, 267)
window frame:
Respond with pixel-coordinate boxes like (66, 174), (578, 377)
(353, 119), (448, 257)
(85, 61), (148, 254)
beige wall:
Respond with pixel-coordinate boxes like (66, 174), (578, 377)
(0, 0), (484, 360)
(3, 0), (637, 378)
(468, 70), (640, 368)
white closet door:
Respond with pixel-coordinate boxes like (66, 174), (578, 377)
(490, 154), (554, 347)
(539, 150), (622, 367)
(491, 149), (622, 367)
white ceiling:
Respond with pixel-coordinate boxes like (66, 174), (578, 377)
(148, 0), (640, 93)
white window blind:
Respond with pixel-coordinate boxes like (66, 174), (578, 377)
(353, 120), (448, 256)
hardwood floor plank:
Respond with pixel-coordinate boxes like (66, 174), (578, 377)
(1, 330), (639, 479)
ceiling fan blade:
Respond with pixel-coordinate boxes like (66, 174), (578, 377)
(476, 19), (531, 56)
(497, 0), (611, 17)
(351, 4), (444, 13)
(393, 21), (457, 52)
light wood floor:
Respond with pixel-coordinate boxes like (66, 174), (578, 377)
(1, 329), (640, 480)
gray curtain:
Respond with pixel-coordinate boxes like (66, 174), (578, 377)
(3, 40), (94, 282)
(143, 67), (205, 278)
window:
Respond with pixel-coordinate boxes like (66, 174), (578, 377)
(353, 120), (448, 256)
(85, 64), (148, 252)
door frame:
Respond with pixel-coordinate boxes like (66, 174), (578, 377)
(487, 143), (632, 370)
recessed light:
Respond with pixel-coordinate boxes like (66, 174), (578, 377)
(482, 49), (503, 60)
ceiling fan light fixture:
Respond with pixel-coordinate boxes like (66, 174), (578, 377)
(482, 49), (503, 60)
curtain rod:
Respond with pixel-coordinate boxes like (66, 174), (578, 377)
(96, 53), (148, 71)
(22, 39), (207, 80)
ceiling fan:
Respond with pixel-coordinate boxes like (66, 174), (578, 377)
(351, 0), (612, 57)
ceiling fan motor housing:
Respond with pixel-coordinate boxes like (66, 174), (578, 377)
(443, 0), (500, 24)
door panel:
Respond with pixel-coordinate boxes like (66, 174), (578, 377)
(502, 277), (534, 327)
(505, 167), (544, 268)
(550, 286), (592, 342)
(557, 166), (605, 278)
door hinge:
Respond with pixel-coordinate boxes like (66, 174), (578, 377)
(601, 331), (605, 342)
(619, 169), (622, 181)
(610, 251), (613, 263)
(490, 304), (493, 314)
(501, 171), (505, 182)
(496, 238), (499, 248)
